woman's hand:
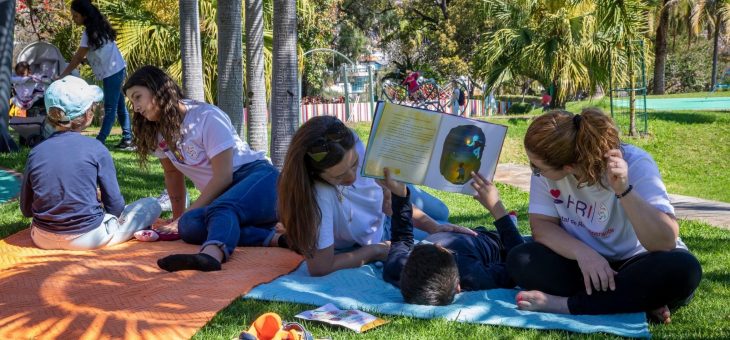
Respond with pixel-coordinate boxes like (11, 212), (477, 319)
(376, 168), (407, 197)
(438, 223), (478, 236)
(605, 149), (629, 194)
(575, 247), (617, 295)
(153, 218), (179, 234)
(371, 241), (391, 262)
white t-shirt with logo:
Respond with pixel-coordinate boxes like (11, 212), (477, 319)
(154, 100), (266, 190)
(80, 32), (126, 80)
(528, 144), (687, 261)
(316, 134), (385, 250)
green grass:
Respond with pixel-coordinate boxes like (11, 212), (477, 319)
(2, 113), (730, 338)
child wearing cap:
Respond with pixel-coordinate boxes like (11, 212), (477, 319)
(20, 76), (162, 250)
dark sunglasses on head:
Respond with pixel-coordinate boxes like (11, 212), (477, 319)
(306, 125), (349, 162)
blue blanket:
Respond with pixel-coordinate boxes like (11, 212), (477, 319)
(244, 264), (650, 338)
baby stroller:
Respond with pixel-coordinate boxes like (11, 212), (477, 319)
(9, 42), (76, 147)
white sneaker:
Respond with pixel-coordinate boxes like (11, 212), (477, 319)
(157, 189), (189, 212)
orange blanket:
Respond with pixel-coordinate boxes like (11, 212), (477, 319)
(0, 229), (302, 339)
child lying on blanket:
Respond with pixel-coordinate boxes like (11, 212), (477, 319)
(20, 76), (161, 250)
(382, 170), (524, 306)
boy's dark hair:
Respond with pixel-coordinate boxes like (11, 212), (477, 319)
(400, 244), (460, 306)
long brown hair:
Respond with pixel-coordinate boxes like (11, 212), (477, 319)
(524, 107), (620, 187)
(277, 116), (355, 257)
(123, 66), (185, 167)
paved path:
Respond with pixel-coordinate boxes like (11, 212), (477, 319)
(494, 163), (730, 230)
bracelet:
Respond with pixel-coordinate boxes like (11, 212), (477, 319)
(615, 185), (633, 199)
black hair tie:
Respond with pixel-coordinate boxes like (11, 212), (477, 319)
(573, 114), (582, 128)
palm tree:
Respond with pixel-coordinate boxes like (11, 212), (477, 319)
(596, 0), (650, 136)
(100, 0), (285, 105)
(245, 0), (269, 151)
(474, 0), (599, 108)
(217, 0), (245, 135)
(691, 0), (730, 90)
(179, 0), (205, 101)
(0, 0), (19, 152)
(270, 0), (299, 168)
(652, 0), (673, 94)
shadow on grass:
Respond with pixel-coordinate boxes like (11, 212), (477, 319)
(650, 111), (718, 124)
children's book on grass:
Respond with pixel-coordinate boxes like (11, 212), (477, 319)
(363, 101), (507, 194)
(295, 303), (388, 333)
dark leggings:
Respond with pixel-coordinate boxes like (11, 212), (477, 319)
(507, 242), (702, 315)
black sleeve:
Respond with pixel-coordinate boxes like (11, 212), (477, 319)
(493, 214), (525, 253)
(383, 188), (414, 287)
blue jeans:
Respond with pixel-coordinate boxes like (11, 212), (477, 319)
(178, 160), (279, 261)
(96, 68), (131, 143)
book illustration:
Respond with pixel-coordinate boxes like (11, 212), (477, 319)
(439, 125), (485, 184)
(363, 101), (507, 194)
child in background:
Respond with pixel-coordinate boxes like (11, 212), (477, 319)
(10, 62), (50, 115)
(402, 70), (421, 101)
(382, 171), (525, 306)
(20, 76), (161, 250)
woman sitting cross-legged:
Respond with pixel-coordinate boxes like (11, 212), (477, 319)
(276, 116), (470, 277)
(506, 108), (702, 324)
(123, 66), (279, 272)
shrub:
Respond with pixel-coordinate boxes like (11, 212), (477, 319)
(507, 102), (533, 114)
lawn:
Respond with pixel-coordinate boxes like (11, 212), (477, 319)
(1, 108), (729, 338)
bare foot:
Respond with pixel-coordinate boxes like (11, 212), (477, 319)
(648, 305), (671, 324)
(515, 290), (570, 314)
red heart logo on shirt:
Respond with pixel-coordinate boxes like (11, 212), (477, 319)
(550, 189), (561, 198)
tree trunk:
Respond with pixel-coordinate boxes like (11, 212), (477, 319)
(652, 0), (669, 94)
(0, 0), (19, 152)
(710, 16), (721, 90)
(270, 0), (299, 168)
(245, 0), (269, 152)
(628, 45), (637, 137)
(217, 0), (244, 136)
(179, 0), (205, 101)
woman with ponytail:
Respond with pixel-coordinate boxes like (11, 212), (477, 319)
(506, 108), (701, 324)
(58, 0), (132, 148)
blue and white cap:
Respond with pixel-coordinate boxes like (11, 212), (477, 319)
(44, 76), (104, 122)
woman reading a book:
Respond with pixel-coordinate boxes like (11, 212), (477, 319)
(276, 116), (471, 276)
(506, 108), (702, 324)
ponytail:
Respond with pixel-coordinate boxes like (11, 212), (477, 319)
(524, 108), (620, 187)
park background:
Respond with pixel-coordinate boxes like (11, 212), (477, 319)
(2, 0), (730, 339)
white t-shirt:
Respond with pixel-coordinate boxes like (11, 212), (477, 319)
(316, 134), (385, 250)
(80, 32), (126, 80)
(154, 100), (267, 190)
(528, 144), (687, 261)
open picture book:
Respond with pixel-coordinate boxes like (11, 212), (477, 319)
(362, 101), (507, 194)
